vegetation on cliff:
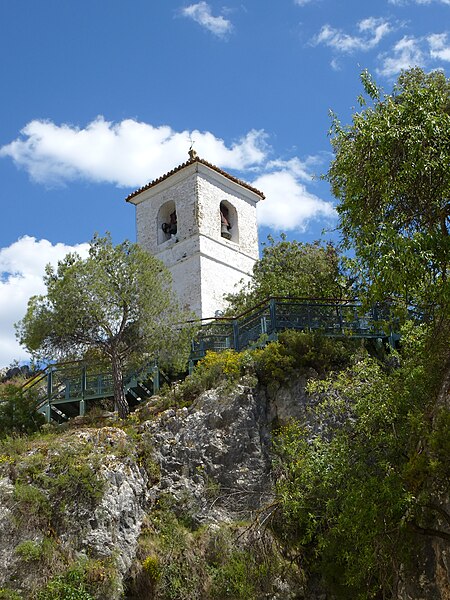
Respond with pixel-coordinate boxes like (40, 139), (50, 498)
(273, 322), (449, 599)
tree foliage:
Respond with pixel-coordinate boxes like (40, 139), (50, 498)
(16, 234), (192, 418)
(273, 323), (450, 599)
(226, 235), (349, 314)
(327, 67), (450, 313)
(0, 380), (43, 436)
(271, 68), (450, 598)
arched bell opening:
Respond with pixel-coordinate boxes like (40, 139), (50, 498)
(158, 201), (177, 245)
(220, 201), (238, 243)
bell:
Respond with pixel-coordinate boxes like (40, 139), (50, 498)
(221, 224), (232, 240)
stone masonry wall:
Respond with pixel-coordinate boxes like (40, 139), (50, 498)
(132, 163), (261, 318)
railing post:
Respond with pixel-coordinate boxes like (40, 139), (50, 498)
(337, 305), (344, 333)
(80, 365), (87, 416)
(65, 373), (70, 400)
(43, 402), (51, 424)
(152, 363), (160, 393)
(269, 298), (277, 334)
(233, 319), (240, 352)
(47, 368), (53, 401)
(261, 316), (267, 335)
(44, 368), (53, 423)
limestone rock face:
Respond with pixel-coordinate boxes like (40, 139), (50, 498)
(0, 427), (149, 598)
(75, 429), (149, 576)
(0, 377), (448, 599)
(143, 383), (272, 523)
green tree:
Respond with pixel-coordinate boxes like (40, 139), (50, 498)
(271, 69), (450, 597)
(0, 380), (43, 436)
(226, 235), (349, 314)
(16, 234), (191, 419)
(327, 67), (450, 313)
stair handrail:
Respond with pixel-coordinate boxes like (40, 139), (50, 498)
(184, 296), (365, 326)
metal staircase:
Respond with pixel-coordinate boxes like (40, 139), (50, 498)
(25, 361), (159, 424)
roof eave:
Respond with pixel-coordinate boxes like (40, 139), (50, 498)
(125, 156), (265, 204)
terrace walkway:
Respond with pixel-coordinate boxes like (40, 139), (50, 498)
(26, 297), (398, 423)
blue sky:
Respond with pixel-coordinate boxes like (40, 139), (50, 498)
(1, 0), (449, 366)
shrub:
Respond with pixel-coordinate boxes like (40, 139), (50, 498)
(7, 438), (105, 533)
(15, 540), (43, 562)
(36, 566), (94, 600)
(13, 483), (50, 527)
(0, 381), (44, 438)
(136, 435), (160, 484)
(83, 558), (120, 599)
(0, 588), (22, 600)
(34, 558), (119, 600)
(253, 330), (357, 386)
(209, 550), (257, 599)
(49, 447), (104, 508)
(141, 555), (161, 582)
(172, 350), (251, 403)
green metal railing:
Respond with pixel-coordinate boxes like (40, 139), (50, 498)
(190, 297), (397, 360)
(27, 361), (159, 423)
(25, 297), (398, 422)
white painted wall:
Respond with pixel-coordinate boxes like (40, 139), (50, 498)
(130, 161), (261, 319)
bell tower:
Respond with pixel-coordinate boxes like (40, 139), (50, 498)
(126, 152), (264, 318)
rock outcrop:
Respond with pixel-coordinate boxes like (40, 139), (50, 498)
(143, 383), (272, 523)
(0, 375), (448, 599)
(0, 382), (283, 599)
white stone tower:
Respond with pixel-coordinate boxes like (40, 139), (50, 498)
(126, 151), (264, 318)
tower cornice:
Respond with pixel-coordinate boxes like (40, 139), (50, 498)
(125, 156), (265, 204)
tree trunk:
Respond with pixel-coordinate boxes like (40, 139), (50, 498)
(111, 353), (128, 419)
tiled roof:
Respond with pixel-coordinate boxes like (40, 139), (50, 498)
(125, 156), (265, 202)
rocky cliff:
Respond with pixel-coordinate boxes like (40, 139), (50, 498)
(0, 374), (448, 599)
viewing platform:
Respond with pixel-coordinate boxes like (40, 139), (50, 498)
(25, 297), (399, 423)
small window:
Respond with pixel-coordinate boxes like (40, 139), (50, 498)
(220, 201), (238, 243)
(158, 201), (177, 245)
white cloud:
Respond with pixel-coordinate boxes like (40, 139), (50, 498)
(180, 2), (232, 38)
(428, 32), (450, 61)
(330, 57), (342, 71)
(264, 156), (316, 181)
(0, 118), (268, 188)
(0, 116), (335, 234)
(313, 17), (392, 53)
(377, 35), (426, 76)
(294, 0), (315, 5)
(376, 31), (450, 76)
(254, 167), (336, 232)
(0, 237), (89, 368)
(389, 0), (450, 5)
